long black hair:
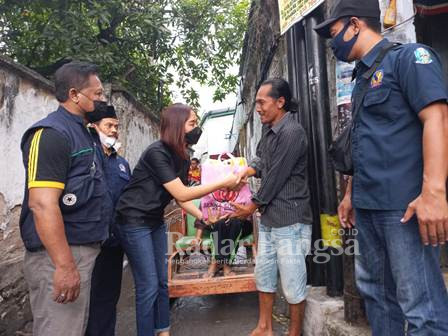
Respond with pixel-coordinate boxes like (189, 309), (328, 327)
(261, 78), (298, 113)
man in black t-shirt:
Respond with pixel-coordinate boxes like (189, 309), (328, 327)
(20, 62), (109, 336)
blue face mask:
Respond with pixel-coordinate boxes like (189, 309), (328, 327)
(330, 21), (359, 62)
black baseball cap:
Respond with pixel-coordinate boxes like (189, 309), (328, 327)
(314, 0), (380, 38)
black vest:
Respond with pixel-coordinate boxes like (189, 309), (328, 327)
(19, 106), (112, 251)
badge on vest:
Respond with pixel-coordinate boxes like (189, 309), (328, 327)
(414, 48), (433, 64)
(62, 193), (77, 206)
(371, 70), (384, 88)
(119, 163), (127, 173)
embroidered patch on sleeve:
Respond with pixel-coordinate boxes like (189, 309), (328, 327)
(414, 48), (433, 64)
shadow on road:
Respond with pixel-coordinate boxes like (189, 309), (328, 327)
(116, 264), (288, 336)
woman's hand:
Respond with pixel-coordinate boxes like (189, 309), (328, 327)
(229, 168), (249, 191)
(221, 172), (241, 189)
(237, 167), (250, 182)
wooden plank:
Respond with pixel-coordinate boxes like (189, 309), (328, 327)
(169, 275), (257, 298)
(167, 252), (179, 284)
(165, 207), (184, 252)
(172, 272), (203, 280)
(172, 265), (256, 280)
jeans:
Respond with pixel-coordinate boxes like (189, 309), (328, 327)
(118, 222), (169, 336)
(255, 223), (312, 304)
(355, 209), (448, 336)
(85, 244), (124, 336)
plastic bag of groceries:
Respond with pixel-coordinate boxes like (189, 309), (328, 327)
(200, 153), (252, 221)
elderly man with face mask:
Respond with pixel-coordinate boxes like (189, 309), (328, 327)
(85, 105), (131, 336)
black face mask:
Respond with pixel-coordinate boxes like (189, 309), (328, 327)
(85, 101), (108, 123)
(330, 21), (359, 62)
(185, 127), (202, 145)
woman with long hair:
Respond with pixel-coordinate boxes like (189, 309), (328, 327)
(115, 103), (240, 336)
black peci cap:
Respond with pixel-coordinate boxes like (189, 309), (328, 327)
(314, 0), (380, 38)
(88, 105), (117, 123)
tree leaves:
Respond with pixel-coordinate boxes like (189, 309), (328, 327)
(0, 0), (249, 112)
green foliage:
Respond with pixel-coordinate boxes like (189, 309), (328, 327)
(0, 0), (249, 111)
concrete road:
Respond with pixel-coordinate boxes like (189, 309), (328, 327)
(116, 265), (288, 336)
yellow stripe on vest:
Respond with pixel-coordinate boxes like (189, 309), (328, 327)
(32, 129), (43, 181)
(28, 128), (44, 183)
(28, 130), (38, 182)
(28, 181), (65, 189)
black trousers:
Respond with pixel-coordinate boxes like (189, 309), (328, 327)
(210, 218), (252, 264)
(85, 243), (124, 336)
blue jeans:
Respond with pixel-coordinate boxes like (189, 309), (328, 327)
(355, 209), (448, 336)
(118, 222), (169, 336)
(255, 223), (312, 304)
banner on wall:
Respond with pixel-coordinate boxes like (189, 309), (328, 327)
(278, 0), (325, 35)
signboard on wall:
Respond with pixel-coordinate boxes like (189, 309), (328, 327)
(278, 0), (324, 35)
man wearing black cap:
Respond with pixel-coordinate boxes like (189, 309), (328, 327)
(315, 1), (448, 335)
(85, 105), (131, 336)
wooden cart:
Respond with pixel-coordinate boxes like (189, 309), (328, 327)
(167, 200), (258, 298)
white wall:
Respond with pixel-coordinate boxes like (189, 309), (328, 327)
(109, 90), (159, 168)
(0, 71), (58, 209)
